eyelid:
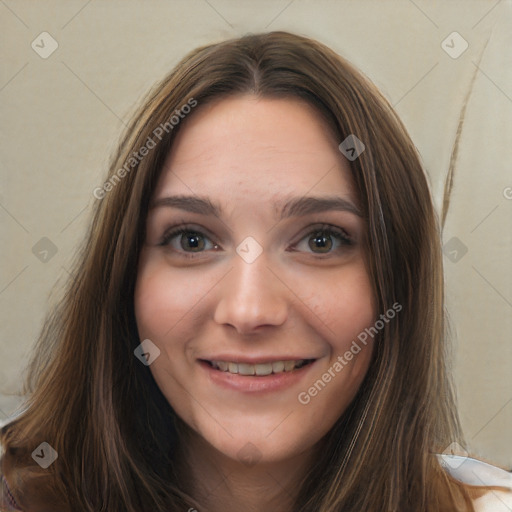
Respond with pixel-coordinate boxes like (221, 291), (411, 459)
(158, 221), (354, 256)
(291, 223), (353, 245)
(159, 223), (220, 248)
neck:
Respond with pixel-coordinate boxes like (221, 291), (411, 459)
(175, 428), (317, 512)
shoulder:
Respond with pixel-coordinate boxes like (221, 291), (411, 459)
(1, 428), (22, 512)
(438, 454), (512, 512)
(1, 474), (22, 511)
(1, 414), (67, 512)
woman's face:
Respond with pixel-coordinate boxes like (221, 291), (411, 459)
(135, 95), (376, 465)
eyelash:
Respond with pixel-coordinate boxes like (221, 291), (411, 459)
(158, 223), (354, 259)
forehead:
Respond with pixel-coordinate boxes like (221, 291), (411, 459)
(154, 95), (356, 204)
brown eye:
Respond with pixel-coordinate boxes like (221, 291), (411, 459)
(180, 232), (206, 252)
(292, 225), (353, 255)
(160, 227), (217, 254)
(308, 232), (333, 253)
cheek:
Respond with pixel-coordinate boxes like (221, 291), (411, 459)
(294, 261), (376, 411)
(296, 301), (375, 442)
(134, 253), (209, 341)
(299, 261), (376, 345)
(133, 255), (208, 416)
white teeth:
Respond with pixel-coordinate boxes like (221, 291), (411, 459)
(255, 363), (273, 376)
(210, 359), (309, 376)
(238, 363), (255, 376)
(272, 361), (285, 373)
(284, 360), (296, 372)
(217, 361), (229, 371)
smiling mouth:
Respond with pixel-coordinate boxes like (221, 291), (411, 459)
(202, 359), (316, 376)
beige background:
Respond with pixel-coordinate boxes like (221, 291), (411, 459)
(1, 0), (511, 468)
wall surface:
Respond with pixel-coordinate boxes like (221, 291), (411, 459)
(1, 0), (511, 468)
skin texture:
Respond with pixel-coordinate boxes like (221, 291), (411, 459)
(134, 95), (377, 511)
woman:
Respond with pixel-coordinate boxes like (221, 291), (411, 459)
(1, 31), (511, 512)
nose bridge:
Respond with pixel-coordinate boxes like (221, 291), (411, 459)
(213, 250), (288, 332)
(232, 254), (274, 301)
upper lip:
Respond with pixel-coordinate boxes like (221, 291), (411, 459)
(199, 355), (318, 364)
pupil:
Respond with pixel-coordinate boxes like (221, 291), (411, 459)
(183, 233), (204, 251)
(309, 232), (332, 253)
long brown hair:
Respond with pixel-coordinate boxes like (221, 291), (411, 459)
(1, 31), (478, 511)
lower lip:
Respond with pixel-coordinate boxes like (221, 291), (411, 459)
(198, 360), (317, 393)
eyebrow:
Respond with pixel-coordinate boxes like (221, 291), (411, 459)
(151, 194), (363, 218)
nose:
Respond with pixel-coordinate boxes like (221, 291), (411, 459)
(213, 253), (289, 335)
